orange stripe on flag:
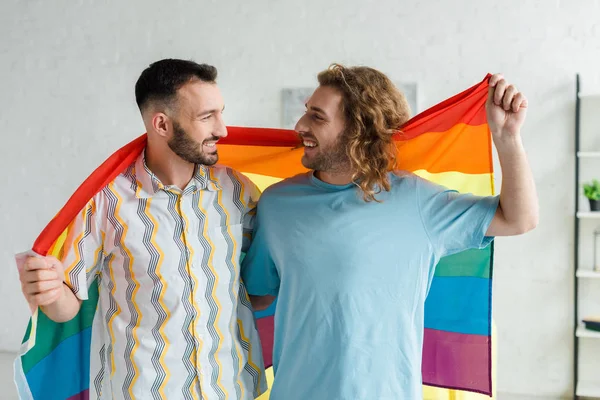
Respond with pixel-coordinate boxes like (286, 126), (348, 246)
(218, 145), (308, 179)
(397, 123), (493, 174)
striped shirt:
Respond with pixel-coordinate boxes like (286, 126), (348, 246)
(61, 151), (266, 399)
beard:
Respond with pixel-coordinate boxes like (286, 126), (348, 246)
(168, 121), (219, 166)
(300, 134), (350, 173)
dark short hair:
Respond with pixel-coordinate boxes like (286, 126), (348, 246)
(134, 59), (218, 111)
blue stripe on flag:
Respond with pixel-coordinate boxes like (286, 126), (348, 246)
(424, 276), (490, 336)
(26, 327), (91, 399)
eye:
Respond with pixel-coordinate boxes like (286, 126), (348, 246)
(312, 114), (324, 121)
(201, 114), (212, 121)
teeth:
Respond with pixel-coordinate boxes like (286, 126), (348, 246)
(204, 142), (216, 147)
(303, 141), (317, 148)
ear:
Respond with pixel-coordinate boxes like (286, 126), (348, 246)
(151, 112), (171, 139)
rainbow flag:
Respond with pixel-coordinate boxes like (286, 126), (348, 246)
(14, 74), (494, 399)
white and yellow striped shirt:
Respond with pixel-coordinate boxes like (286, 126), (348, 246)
(61, 151), (266, 399)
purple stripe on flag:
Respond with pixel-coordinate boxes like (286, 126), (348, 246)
(256, 315), (274, 368)
(422, 328), (491, 395)
(67, 389), (89, 400)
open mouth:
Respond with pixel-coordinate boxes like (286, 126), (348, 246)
(203, 141), (218, 153)
(302, 138), (318, 148)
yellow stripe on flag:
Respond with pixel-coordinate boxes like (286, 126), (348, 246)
(241, 173), (284, 192)
(413, 170), (494, 197)
(242, 171), (494, 197)
(256, 367), (274, 400)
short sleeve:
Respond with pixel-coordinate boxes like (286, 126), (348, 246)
(241, 198), (280, 297)
(241, 176), (261, 254)
(61, 197), (105, 300)
(416, 177), (499, 258)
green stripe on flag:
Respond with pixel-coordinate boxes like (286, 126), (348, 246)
(21, 319), (32, 345)
(434, 247), (491, 279)
(21, 279), (99, 374)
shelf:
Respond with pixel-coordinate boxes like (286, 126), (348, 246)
(576, 325), (600, 339)
(578, 92), (600, 99)
(577, 381), (600, 397)
(577, 151), (600, 158)
(577, 269), (600, 278)
(577, 212), (600, 218)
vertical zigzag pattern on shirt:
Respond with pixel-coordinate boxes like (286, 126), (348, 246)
(238, 284), (263, 398)
(225, 173), (245, 398)
(104, 183), (139, 398)
(104, 185), (125, 383)
(93, 343), (106, 398)
(166, 190), (198, 400)
(137, 196), (170, 399)
(205, 177), (228, 399)
(216, 172), (235, 398)
(226, 168), (249, 399)
(64, 204), (93, 295)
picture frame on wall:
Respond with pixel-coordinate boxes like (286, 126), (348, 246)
(281, 82), (418, 130)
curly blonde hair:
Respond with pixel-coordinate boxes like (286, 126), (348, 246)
(317, 64), (411, 202)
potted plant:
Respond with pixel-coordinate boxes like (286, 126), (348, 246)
(583, 179), (600, 211)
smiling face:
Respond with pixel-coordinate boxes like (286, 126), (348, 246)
(166, 79), (227, 165)
(294, 85), (350, 173)
(153, 79), (227, 165)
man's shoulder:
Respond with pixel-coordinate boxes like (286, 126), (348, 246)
(104, 161), (137, 192)
(388, 170), (421, 190)
(207, 164), (257, 190)
(261, 172), (312, 197)
(207, 164), (241, 179)
(93, 160), (145, 203)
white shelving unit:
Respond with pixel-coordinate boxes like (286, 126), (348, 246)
(574, 74), (600, 399)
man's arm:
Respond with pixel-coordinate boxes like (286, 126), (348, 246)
(19, 198), (104, 322)
(484, 74), (539, 237)
(239, 175), (281, 308)
(43, 284), (82, 322)
(240, 203), (280, 310)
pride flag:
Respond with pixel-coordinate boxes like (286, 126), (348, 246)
(14, 74), (495, 399)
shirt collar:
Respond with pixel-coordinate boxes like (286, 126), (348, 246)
(134, 151), (221, 198)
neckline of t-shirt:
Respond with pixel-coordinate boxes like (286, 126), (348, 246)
(309, 171), (356, 191)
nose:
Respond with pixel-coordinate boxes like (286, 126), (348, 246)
(294, 113), (308, 134)
(215, 113), (228, 138)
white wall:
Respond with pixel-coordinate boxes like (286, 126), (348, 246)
(1, 0), (600, 398)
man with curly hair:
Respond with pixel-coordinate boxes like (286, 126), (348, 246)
(241, 64), (538, 399)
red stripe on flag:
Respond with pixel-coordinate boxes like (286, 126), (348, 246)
(32, 135), (147, 255)
(398, 74), (491, 139)
(221, 126), (300, 147)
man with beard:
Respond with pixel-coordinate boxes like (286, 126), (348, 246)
(242, 65), (538, 400)
(18, 59), (266, 399)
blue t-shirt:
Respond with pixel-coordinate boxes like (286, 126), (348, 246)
(242, 171), (499, 400)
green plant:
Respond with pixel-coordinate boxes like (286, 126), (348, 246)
(584, 179), (600, 201)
